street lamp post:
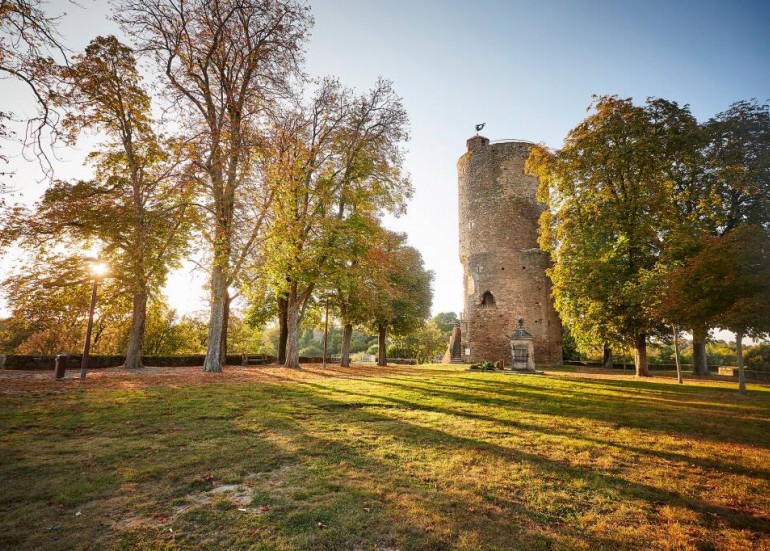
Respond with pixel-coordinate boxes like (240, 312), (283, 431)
(80, 259), (108, 381)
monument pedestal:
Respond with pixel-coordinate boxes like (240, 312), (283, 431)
(510, 319), (537, 372)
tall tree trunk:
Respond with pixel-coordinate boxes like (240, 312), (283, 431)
(692, 325), (709, 376)
(340, 323), (353, 367)
(277, 295), (288, 364)
(634, 333), (649, 377)
(203, 167), (233, 373)
(673, 325), (683, 384)
(737, 331), (746, 395)
(220, 291), (230, 366)
(602, 344), (613, 369)
(124, 289), (147, 369)
(377, 324), (387, 367)
(284, 283), (301, 369)
(203, 264), (227, 372)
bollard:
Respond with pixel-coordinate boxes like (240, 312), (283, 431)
(54, 354), (69, 379)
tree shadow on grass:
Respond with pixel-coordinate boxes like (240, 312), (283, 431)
(6, 371), (768, 550)
(408, 373), (770, 413)
(226, 382), (770, 550)
(291, 377), (770, 485)
(231, 390), (621, 550)
(370, 376), (770, 449)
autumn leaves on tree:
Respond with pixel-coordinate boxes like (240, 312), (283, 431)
(0, 0), (428, 370)
(530, 96), (770, 381)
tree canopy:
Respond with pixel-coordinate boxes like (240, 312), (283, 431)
(530, 95), (770, 385)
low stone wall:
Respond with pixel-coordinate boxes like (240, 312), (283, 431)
(0, 354), (274, 370)
(388, 358), (418, 365)
(727, 368), (770, 381)
(0, 354), (416, 370)
(0, 355), (123, 370)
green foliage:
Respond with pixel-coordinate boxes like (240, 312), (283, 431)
(348, 331), (370, 353)
(652, 342), (675, 364)
(469, 360), (500, 371)
(529, 96), (674, 358)
(250, 76), (413, 367)
(745, 343), (770, 372)
(561, 330), (581, 361)
(432, 312), (458, 336)
(704, 100), (770, 233)
(660, 225), (770, 340)
(299, 344), (322, 357)
(388, 320), (446, 363)
(364, 232), (433, 337)
(705, 340), (739, 367)
(167, 315), (210, 355)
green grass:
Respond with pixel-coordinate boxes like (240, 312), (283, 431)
(1, 364), (769, 550)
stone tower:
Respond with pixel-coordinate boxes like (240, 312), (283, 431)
(458, 135), (562, 366)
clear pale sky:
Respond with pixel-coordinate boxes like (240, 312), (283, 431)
(2, 0), (769, 323)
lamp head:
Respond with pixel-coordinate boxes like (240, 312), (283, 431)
(83, 256), (108, 278)
(90, 262), (108, 277)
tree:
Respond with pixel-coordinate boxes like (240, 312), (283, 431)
(529, 96), (677, 376)
(324, 219), (396, 368)
(0, 0), (70, 175)
(363, 233), (433, 367)
(389, 319), (446, 364)
(0, 250), (129, 354)
(745, 343), (770, 372)
(260, 78), (411, 369)
(705, 100), (770, 233)
(653, 100), (770, 376)
(432, 312), (458, 336)
(115, 0), (311, 372)
(668, 226), (770, 393)
(642, 99), (713, 376)
(3, 36), (192, 369)
(672, 326), (684, 384)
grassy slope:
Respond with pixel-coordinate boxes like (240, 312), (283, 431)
(1, 365), (769, 550)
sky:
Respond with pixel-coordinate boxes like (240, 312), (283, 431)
(2, 0), (770, 325)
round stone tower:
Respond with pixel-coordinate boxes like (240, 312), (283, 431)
(458, 135), (562, 366)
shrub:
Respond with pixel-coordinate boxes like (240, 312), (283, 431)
(299, 345), (322, 357)
(470, 360), (499, 371)
(746, 343), (770, 372)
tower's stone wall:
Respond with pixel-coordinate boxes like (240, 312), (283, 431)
(458, 136), (562, 366)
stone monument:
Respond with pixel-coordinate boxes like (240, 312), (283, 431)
(510, 318), (535, 371)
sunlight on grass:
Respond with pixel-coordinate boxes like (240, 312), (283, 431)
(1, 364), (769, 550)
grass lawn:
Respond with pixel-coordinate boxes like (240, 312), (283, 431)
(1, 364), (769, 550)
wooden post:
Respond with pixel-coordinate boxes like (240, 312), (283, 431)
(322, 299), (329, 369)
(737, 332), (746, 395)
